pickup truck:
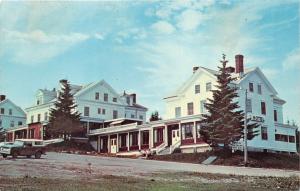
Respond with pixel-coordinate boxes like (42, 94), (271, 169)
(0, 139), (46, 159)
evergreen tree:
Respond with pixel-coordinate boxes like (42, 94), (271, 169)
(47, 79), (82, 138)
(200, 54), (259, 148)
(149, 111), (162, 122)
(0, 127), (6, 142)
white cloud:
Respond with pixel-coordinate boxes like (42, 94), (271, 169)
(283, 48), (300, 70)
(176, 10), (205, 31)
(94, 33), (105, 40)
(0, 29), (90, 64)
(151, 21), (175, 34)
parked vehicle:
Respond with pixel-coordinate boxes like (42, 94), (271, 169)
(0, 139), (46, 159)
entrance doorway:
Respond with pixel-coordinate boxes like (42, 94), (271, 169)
(167, 124), (179, 146)
(110, 138), (117, 154)
(172, 129), (180, 145)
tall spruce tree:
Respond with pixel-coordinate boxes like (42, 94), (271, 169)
(47, 79), (82, 138)
(200, 54), (259, 148)
(149, 111), (162, 122)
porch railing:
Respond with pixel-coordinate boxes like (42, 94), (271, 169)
(156, 142), (167, 154)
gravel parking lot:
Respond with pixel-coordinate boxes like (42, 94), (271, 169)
(0, 152), (299, 179)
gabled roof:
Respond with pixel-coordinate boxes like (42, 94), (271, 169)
(74, 80), (121, 99)
(0, 99), (26, 116)
(164, 66), (278, 99)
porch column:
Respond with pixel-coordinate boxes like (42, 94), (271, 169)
(87, 121), (90, 135)
(97, 135), (101, 153)
(12, 131), (15, 142)
(193, 121), (197, 144)
(108, 135), (111, 153)
(138, 130), (141, 150)
(149, 129), (153, 148)
(127, 132), (130, 151)
(179, 123), (182, 141)
(116, 133), (119, 153)
(164, 125), (168, 145)
(26, 128), (29, 139)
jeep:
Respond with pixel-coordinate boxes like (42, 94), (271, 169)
(0, 139), (46, 159)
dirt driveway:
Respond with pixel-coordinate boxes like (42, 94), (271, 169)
(0, 152), (299, 179)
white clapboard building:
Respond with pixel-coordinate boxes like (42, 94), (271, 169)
(88, 55), (297, 155)
(25, 79), (147, 139)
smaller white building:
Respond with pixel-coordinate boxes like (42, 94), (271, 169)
(0, 95), (26, 130)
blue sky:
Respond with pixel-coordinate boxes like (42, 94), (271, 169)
(0, 0), (299, 123)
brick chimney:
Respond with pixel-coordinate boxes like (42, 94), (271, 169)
(193, 66), (199, 73)
(0, 95), (6, 101)
(235, 54), (244, 75)
(131, 93), (136, 104)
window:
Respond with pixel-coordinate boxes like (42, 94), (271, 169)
(139, 115), (143, 120)
(182, 123), (194, 139)
(113, 97), (117, 102)
(258, 84), (262, 94)
(200, 100), (206, 113)
(0, 108), (4, 114)
(126, 97), (130, 105)
(44, 112), (48, 121)
(195, 85), (200, 94)
(102, 109), (106, 115)
(249, 82), (254, 92)
(261, 126), (268, 140)
(37, 100), (40, 105)
(175, 107), (181, 118)
(289, 136), (295, 143)
(206, 82), (212, 92)
(187, 102), (194, 115)
(37, 114), (41, 122)
(113, 110), (118, 119)
(246, 99), (252, 113)
(31, 115), (34, 123)
(0, 120), (2, 126)
(95, 92), (100, 100)
(104, 93), (108, 102)
(131, 132), (138, 146)
(9, 109), (12, 115)
(274, 110), (277, 122)
(84, 107), (90, 116)
(142, 131), (149, 145)
(131, 114), (135, 118)
(261, 101), (266, 115)
(10, 121), (14, 127)
(275, 134), (288, 142)
(98, 108), (101, 114)
(18, 121), (23, 126)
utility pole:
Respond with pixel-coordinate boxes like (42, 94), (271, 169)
(244, 89), (248, 165)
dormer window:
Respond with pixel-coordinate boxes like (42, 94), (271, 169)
(249, 82), (254, 92)
(258, 84), (262, 94)
(113, 98), (117, 102)
(104, 93), (108, 102)
(95, 92), (100, 100)
(195, 85), (200, 94)
(206, 82), (212, 92)
(37, 100), (40, 105)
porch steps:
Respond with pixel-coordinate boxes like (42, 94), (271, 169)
(157, 147), (170, 155)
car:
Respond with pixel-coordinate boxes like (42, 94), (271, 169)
(0, 139), (46, 159)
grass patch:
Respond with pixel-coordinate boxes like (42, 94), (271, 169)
(0, 173), (299, 191)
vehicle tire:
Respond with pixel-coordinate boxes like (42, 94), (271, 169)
(26, 155), (31, 158)
(35, 152), (41, 159)
(2, 154), (7, 158)
(12, 151), (18, 159)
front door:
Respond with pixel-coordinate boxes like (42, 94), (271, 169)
(172, 129), (180, 145)
(110, 138), (117, 154)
